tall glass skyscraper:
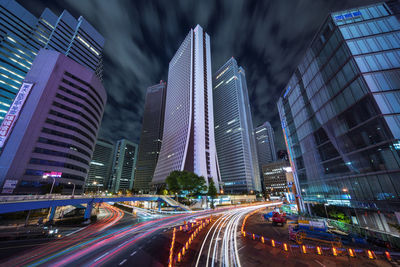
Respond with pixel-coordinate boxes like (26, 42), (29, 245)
(134, 81), (167, 193)
(213, 58), (261, 193)
(109, 139), (138, 193)
(0, 0), (104, 124)
(85, 139), (115, 192)
(255, 121), (277, 167)
(152, 25), (220, 189)
(278, 2), (400, 233)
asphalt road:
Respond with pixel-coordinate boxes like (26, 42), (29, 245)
(0, 203), (239, 266)
(3, 201), (391, 267)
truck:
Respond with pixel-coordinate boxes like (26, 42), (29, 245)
(271, 211), (287, 226)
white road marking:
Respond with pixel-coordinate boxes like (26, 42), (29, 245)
(237, 245), (245, 252)
(118, 241), (129, 248)
(119, 259), (127, 265)
(94, 252), (110, 262)
(314, 260), (325, 267)
(130, 251), (137, 256)
(65, 226), (89, 236)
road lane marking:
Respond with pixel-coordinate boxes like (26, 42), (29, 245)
(119, 259), (127, 265)
(314, 260), (325, 267)
(65, 225), (89, 236)
(237, 245), (245, 252)
(118, 241), (129, 248)
(130, 251), (137, 256)
(94, 252), (110, 262)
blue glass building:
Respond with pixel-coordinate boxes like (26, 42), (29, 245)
(213, 58), (261, 193)
(0, 0), (104, 124)
(278, 2), (400, 233)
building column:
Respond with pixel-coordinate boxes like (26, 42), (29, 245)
(84, 203), (93, 220)
(48, 206), (56, 221)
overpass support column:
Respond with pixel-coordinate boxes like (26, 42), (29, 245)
(48, 206), (56, 222)
(84, 203), (93, 220)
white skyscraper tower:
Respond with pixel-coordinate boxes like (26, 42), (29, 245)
(213, 58), (261, 193)
(152, 25), (220, 188)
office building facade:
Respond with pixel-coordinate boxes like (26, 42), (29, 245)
(0, 0), (104, 125)
(0, 49), (106, 194)
(213, 58), (261, 193)
(134, 81), (166, 193)
(152, 25), (220, 189)
(85, 139), (114, 192)
(262, 160), (290, 196)
(109, 139), (138, 193)
(255, 121), (277, 164)
(278, 2), (400, 232)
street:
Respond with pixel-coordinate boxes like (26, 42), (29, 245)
(0, 203), (397, 267)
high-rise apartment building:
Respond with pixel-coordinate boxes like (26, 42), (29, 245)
(213, 58), (261, 193)
(109, 139), (138, 193)
(0, 49), (106, 194)
(0, 0), (104, 125)
(152, 25), (220, 189)
(85, 139), (114, 192)
(134, 81), (167, 193)
(278, 2), (400, 233)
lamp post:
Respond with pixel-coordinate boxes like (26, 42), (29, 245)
(68, 182), (76, 198)
(324, 203), (329, 219)
(93, 181), (99, 195)
(43, 175), (56, 195)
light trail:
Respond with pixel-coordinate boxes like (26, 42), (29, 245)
(195, 203), (280, 267)
(3, 203), (123, 267)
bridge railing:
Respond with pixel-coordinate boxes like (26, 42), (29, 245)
(0, 194), (163, 203)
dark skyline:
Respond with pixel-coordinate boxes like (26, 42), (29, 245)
(19, 0), (376, 149)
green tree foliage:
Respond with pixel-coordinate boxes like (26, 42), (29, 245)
(310, 204), (352, 224)
(165, 171), (181, 194)
(207, 180), (218, 209)
(165, 170), (207, 196)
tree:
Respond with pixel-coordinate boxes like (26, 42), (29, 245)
(166, 171), (182, 195)
(165, 171), (207, 197)
(207, 180), (218, 209)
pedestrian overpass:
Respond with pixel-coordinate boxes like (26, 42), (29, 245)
(0, 194), (192, 220)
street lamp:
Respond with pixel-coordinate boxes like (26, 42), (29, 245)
(43, 175), (55, 195)
(93, 181), (99, 195)
(324, 203), (329, 219)
(68, 182), (76, 198)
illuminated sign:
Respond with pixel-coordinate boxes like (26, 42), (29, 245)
(334, 11), (361, 21)
(43, 171), (62, 178)
(0, 82), (34, 148)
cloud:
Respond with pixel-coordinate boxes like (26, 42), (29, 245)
(18, 0), (377, 148)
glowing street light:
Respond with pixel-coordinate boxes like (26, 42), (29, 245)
(68, 182), (76, 198)
(43, 175), (55, 194)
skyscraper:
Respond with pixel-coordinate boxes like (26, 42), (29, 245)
(152, 25), (220, 189)
(278, 2), (400, 233)
(0, 0), (104, 125)
(0, 49), (106, 194)
(255, 121), (277, 167)
(109, 139), (138, 193)
(85, 139), (115, 192)
(213, 58), (261, 193)
(134, 81), (167, 193)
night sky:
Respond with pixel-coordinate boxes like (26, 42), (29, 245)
(19, 0), (376, 150)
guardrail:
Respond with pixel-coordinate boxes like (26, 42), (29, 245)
(0, 194), (164, 203)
